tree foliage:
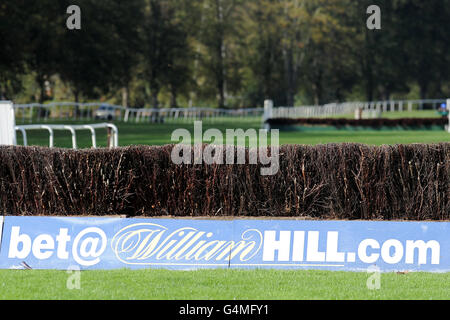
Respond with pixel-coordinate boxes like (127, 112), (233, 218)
(1, 0), (449, 107)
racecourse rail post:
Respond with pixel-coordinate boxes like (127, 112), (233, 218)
(0, 101), (17, 146)
(263, 99), (273, 130)
(447, 98), (450, 133)
(107, 126), (112, 148)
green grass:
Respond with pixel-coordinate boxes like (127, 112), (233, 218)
(14, 115), (450, 149)
(7, 114), (450, 300)
(0, 269), (448, 300)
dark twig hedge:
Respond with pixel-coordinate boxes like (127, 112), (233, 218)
(0, 144), (449, 220)
(266, 117), (448, 128)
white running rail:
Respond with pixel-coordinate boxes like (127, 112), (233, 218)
(12, 99), (446, 124)
(264, 99), (449, 120)
(1, 100), (119, 149)
(12, 102), (264, 124)
(14, 123), (119, 149)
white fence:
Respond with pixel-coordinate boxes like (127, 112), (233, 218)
(265, 99), (448, 120)
(124, 106), (263, 123)
(12, 102), (264, 124)
(15, 123), (118, 149)
(268, 102), (363, 119)
(1, 101), (119, 149)
(8, 98), (450, 131)
(263, 98), (450, 132)
(13, 102), (126, 123)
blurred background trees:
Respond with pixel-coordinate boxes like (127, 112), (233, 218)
(1, 0), (449, 107)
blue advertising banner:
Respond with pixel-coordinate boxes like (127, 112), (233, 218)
(0, 216), (448, 272)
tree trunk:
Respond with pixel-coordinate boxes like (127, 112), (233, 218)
(365, 63), (374, 101)
(189, 0), (207, 108)
(313, 91), (320, 106)
(0, 85), (5, 100)
(38, 75), (46, 104)
(121, 85), (129, 108)
(216, 0), (226, 108)
(74, 90), (80, 118)
(170, 85), (177, 108)
(312, 68), (323, 105)
(217, 73), (225, 108)
(283, 46), (295, 107)
(151, 88), (159, 108)
(281, 0), (298, 108)
(363, 23), (375, 102)
(313, 82), (321, 106)
(419, 82), (428, 100)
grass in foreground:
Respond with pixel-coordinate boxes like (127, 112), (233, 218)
(0, 269), (448, 300)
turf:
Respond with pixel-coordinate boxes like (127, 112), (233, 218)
(0, 269), (448, 300)
(14, 116), (450, 149)
(7, 112), (450, 301)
